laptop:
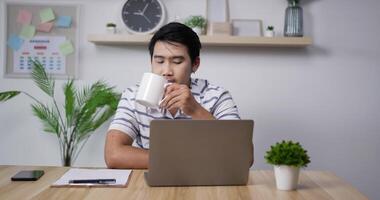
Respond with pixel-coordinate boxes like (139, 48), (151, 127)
(145, 120), (254, 186)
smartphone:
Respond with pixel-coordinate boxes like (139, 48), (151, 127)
(11, 170), (44, 181)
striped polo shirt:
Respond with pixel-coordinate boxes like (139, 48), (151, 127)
(108, 78), (240, 149)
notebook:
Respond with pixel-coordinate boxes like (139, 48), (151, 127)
(145, 120), (254, 186)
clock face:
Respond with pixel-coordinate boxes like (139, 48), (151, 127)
(121, 0), (165, 34)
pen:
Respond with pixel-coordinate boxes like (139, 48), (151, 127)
(68, 179), (116, 184)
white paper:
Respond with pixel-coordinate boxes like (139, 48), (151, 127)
(52, 168), (132, 186)
(13, 36), (66, 74)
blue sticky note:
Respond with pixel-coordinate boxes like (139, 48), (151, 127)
(56, 16), (72, 28)
(7, 34), (24, 51)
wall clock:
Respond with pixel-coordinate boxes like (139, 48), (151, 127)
(121, 0), (166, 34)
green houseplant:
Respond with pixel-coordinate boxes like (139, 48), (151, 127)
(264, 25), (275, 37)
(265, 140), (310, 190)
(106, 23), (116, 28)
(106, 22), (117, 34)
(0, 61), (120, 166)
(266, 26), (274, 31)
(184, 15), (207, 35)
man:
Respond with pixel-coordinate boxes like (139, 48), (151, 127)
(105, 22), (240, 169)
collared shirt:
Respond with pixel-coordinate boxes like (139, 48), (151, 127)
(108, 78), (240, 149)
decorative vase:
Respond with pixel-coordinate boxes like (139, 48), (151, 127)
(274, 165), (300, 190)
(264, 30), (275, 37)
(106, 27), (116, 34)
(284, 1), (303, 37)
(192, 27), (203, 35)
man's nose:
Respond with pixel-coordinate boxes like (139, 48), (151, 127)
(162, 63), (173, 76)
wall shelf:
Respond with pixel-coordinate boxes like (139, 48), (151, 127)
(87, 34), (312, 47)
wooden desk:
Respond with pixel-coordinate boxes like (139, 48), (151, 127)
(0, 165), (367, 200)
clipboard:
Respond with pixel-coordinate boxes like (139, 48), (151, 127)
(51, 168), (132, 188)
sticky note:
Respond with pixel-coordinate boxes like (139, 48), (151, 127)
(20, 25), (36, 39)
(37, 22), (54, 32)
(7, 34), (24, 51)
(17, 9), (32, 25)
(39, 8), (55, 23)
(59, 41), (74, 55)
(56, 16), (72, 28)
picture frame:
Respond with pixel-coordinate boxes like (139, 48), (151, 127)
(2, 1), (80, 79)
(206, 0), (229, 22)
(231, 19), (263, 37)
(206, 0), (231, 35)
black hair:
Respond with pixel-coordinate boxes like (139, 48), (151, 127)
(149, 22), (202, 64)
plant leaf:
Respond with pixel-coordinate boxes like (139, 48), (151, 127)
(264, 140), (311, 167)
(31, 60), (55, 97)
(31, 103), (60, 134)
(74, 81), (120, 139)
(77, 106), (116, 142)
(64, 79), (76, 126)
(76, 85), (91, 108)
(0, 91), (21, 102)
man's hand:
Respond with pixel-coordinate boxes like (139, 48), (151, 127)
(159, 83), (215, 119)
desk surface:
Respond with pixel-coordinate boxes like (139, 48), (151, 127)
(0, 165), (367, 200)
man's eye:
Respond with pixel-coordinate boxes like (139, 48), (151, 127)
(173, 60), (182, 64)
(156, 60), (164, 64)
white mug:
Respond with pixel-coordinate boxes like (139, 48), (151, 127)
(136, 73), (167, 108)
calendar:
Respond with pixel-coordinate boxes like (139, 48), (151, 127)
(13, 36), (66, 74)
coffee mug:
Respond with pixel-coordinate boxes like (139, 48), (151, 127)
(136, 73), (167, 108)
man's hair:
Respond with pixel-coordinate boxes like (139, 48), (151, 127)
(149, 22), (202, 64)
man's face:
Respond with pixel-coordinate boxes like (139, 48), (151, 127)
(151, 41), (198, 86)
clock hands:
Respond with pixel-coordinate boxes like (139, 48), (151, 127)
(142, 15), (151, 23)
(141, 3), (151, 23)
(142, 3), (149, 14)
(132, 3), (152, 23)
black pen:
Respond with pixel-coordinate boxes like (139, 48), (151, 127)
(68, 179), (116, 184)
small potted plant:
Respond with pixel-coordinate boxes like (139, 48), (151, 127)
(106, 22), (117, 34)
(184, 15), (207, 35)
(264, 26), (275, 37)
(265, 140), (310, 190)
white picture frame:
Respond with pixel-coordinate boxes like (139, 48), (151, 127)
(206, 0), (229, 22)
(231, 19), (263, 37)
(3, 1), (80, 79)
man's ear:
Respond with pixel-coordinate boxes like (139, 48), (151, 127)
(192, 57), (200, 73)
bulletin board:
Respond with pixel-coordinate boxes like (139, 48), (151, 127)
(3, 1), (80, 79)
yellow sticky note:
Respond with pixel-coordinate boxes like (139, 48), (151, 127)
(59, 41), (74, 56)
(39, 8), (55, 23)
(20, 25), (36, 39)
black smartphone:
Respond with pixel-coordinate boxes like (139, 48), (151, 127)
(11, 170), (44, 181)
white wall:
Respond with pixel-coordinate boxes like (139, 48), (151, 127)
(1, 0), (379, 199)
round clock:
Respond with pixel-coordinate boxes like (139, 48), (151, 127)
(121, 0), (166, 34)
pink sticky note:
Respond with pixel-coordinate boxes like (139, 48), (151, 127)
(17, 9), (32, 25)
(37, 22), (54, 33)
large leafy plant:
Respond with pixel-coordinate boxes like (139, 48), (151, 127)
(265, 140), (310, 167)
(0, 61), (120, 166)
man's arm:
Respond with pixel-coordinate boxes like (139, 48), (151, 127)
(104, 129), (148, 169)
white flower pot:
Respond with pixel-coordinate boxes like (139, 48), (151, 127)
(274, 165), (300, 190)
(264, 30), (275, 37)
(192, 27), (203, 35)
(106, 27), (116, 34)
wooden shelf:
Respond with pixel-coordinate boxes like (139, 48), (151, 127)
(87, 34), (312, 47)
